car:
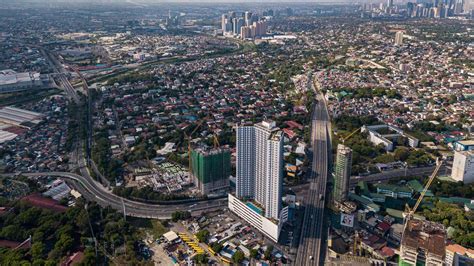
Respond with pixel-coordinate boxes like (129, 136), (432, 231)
(309, 256), (313, 260)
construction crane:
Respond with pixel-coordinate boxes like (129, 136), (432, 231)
(404, 158), (443, 222)
(341, 127), (362, 144)
(212, 134), (220, 149)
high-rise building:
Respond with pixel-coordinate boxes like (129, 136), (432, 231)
(395, 31), (404, 45)
(333, 144), (352, 203)
(387, 0), (394, 8)
(451, 150), (474, 184)
(232, 17), (244, 35)
(228, 120), (284, 242)
(191, 148), (231, 194)
(244, 11), (253, 26)
(236, 120), (283, 220)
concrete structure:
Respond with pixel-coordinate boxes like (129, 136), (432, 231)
(227, 194), (281, 242)
(191, 148), (230, 194)
(333, 144), (352, 203)
(445, 244), (474, 266)
(236, 120), (283, 220)
(229, 120), (284, 242)
(362, 124), (419, 152)
(0, 69), (46, 94)
(400, 220), (446, 266)
(395, 31), (404, 45)
(451, 150), (474, 184)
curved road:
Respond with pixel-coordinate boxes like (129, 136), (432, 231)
(4, 171), (227, 219)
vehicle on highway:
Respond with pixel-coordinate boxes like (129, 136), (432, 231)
(319, 194), (324, 200)
(309, 256), (313, 260)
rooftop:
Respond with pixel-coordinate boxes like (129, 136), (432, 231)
(402, 219), (446, 258)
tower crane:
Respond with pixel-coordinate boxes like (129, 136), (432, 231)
(341, 127), (362, 144)
(403, 158), (443, 223)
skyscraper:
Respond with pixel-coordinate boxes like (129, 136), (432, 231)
(333, 144), (352, 203)
(395, 31), (404, 45)
(236, 120), (283, 220)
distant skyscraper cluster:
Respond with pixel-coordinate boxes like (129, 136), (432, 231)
(406, 0), (468, 18)
(361, 0), (472, 19)
(221, 11), (268, 39)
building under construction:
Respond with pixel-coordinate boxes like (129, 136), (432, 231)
(400, 219), (446, 266)
(191, 148), (231, 195)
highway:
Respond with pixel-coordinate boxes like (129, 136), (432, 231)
(295, 76), (331, 266)
(3, 171), (227, 219)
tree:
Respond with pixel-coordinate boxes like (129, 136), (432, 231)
(31, 242), (45, 260)
(193, 253), (208, 264)
(264, 245), (274, 259)
(171, 211), (191, 222)
(195, 230), (210, 243)
(210, 242), (223, 253)
(232, 250), (245, 264)
(250, 248), (259, 259)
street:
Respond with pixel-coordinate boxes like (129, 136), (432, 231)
(294, 76), (331, 266)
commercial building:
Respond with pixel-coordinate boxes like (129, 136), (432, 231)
(227, 194), (282, 242)
(451, 150), (474, 184)
(333, 144), (352, 203)
(0, 69), (47, 94)
(400, 219), (446, 266)
(445, 244), (474, 266)
(228, 120), (284, 242)
(191, 148), (231, 194)
(395, 31), (404, 45)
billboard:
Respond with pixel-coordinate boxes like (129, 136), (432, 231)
(340, 213), (354, 228)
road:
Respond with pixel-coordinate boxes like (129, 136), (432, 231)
(349, 165), (449, 188)
(294, 76), (331, 266)
(3, 171), (227, 219)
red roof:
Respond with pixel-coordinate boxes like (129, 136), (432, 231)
(21, 194), (67, 213)
(286, 121), (303, 130)
(381, 246), (395, 257)
(377, 221), (391, 232)
(0, 240), (22, 249)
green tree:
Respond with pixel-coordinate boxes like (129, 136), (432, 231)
(193, 253), (209, 264)
(250, 248), (259, 258)
(195, 230), (210, 243)
(31, 242), (45, 260)
(264, 245), (274, 259)
(232, 250), (245, 264)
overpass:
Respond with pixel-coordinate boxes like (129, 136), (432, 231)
(3, 171), (227, 220)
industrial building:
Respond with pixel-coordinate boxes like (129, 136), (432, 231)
(0, 69), (48, 94)
(0, 106), (43, 144)
(400, 219), (446, 266)
(191, 148), (231, 194)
